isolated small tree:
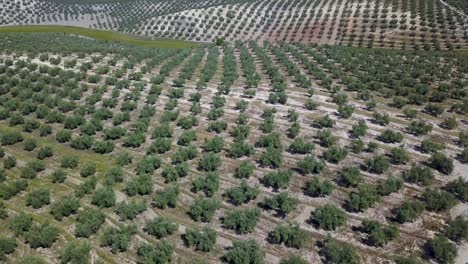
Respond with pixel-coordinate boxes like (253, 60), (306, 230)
(91, 187), (116, 208)
(184, 227), (217, 252)
(189, 198), (220, 222)
(304, 177), (334, 197)
(153, 185), (179, 209)
(312, 204), (347, 230)
(222, 208), (260, 234)
(320, 236), (360, 264)
(269, 223), (308, 248)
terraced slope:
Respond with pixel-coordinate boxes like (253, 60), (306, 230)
(1, 0), (467, 50)
(0, 33), (466, 264)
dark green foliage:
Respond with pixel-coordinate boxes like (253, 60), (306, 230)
(198, 153), (221, 171)
(377, 176), (404, 196)
(115, 152), (133, 166)
(390, 147), (409, 164)
(224, 239), (265, 264)
(394, 200), (425, 223)
(20, 166), (37, 179)
(423, 189), (457, 212)
(104, 166), (124, 185)
(192, 172), (219, 197)
(429, 153), (454, 175)
(224, 181), (259, 205)
(347, 185), (380, 212)
(229, 141), (255, 158)
(50, 196), (80, 220)
(279, 255), (308, 264)
(145, 217), (178, 239)
(61, 155), (79, 169)
(1, 130), (23, 145)
(259, 147), (283, 168)
(0, 179), (28, 200)
(428, 235), (457, 264)
(445, 216), (468, 243)
(323, 146), (348, 164)
(115, 200), (147, 221)
(25, 189), (50, 209)
(9, 213), (33, 236)
(75, 208), (105, 238)
(136, 156), (161, 175)
(203, 136), (224, 153)
(3, 156), (16, 169)
(93, 140), (115, 154)
(361, 220), (399, 247)
(189, 198), (220, 222)
(459, 148), (468, 163)
(317, 129), (337, 147)
(0, 237), (16, 260)
(234, 161), (255, 179)
(50, 169), (67, 183)
(314, 115), (335, 128)
(80, 162), (96, 177)
(153, 185), (179, 209)
(406, 120), (433, 136)
(23, 138), (37, 151)
(263, 192), (298, 216)
(288, 137), (313, 154)
(365, 155), (390, 174)
(338, 166), (361, 187)
(445, 177), (468, 202)
(184, 227), (217, 252)
(394, 256), (422, 264)
(261, 170), (292, 190)
(222, 208), (260, 234)
(373, 112), (390, 126)
(60, 241), (91, 264)
(350, 119), (368, 138)
(177, 130), (197, 146)
(70, 135), (93, 150)
(297, 155), (325, 174)
(100, 225), (137, 253)
(25, 223), (59, 249)
(91, 187), (116, 208)
(305, 177), (334, 197)
(424, 103), (444, 116)
(312, 204), (347, 230)
(137, 241), (174, 264)
(349, 139), (365, 153)
(269, 223), (308, 248)
(37, 146), (53, 160)
(56, 129), (72, 143)
(125, 174), (153, 196)
(0, 202), (7, 220)
(74, 176), (97, 198)
(402, 165), (434, 185)
(321, 237), (360, 264)
(377, 130), (403, 143)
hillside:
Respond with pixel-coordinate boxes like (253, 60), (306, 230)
(0, 32), (466, 264)
(1, 0), (467, 49)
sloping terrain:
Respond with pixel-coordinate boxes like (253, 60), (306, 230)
(1, 0), (467, 49)
(0, 33), (466, 264)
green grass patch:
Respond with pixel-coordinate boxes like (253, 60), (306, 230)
(0, 25), (200, 48)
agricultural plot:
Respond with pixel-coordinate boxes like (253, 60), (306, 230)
(0, 33), (466, 264)
(1, 0), (467, 50)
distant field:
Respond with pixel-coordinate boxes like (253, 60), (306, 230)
(0, 25), (200, 48)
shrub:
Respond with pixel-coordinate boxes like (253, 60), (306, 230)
(402, 165), (434, 185)
(60, 241), (91, 264)
(304, 177), (334, 197)
(406, 120), (432, 136)
(320, 236), (360, 264)
(189, 198), (220, 222)
(377, 176), (404, 196)
(125, 174), (153, 196)
(338, 166), (361, 187)
(9, 213), (33, 236)
(429, 153), (454, 175)
(145, 217), (178, 239)
(70, 135), (93, 150)
(61, 155), (79, 169)
(263, 192), (298, 216)
(423, 189), (457, 212)
(25, 223), (59, 249)
(424, 103), (444, 116)
(261, 170), (292, 190)
(445, 216), (468, 243)
(25, 189), (50, 209)
(137, 241), (174, 264)
(153, 185), (179, 209)
(394, 200), (425, 223)
(37, 146), (53, 159)
(361, 220), (399, 247)
(56, 129), (72, 143)
(323, 147), (348, 163)
(347, 185), (380, 212)
(297, 155), (325, 174)
(198, 153), (221, 171)
(74, 176), (97, 198)
(0, 179), (28, 200)
(75, 208), (105, 238)
(80, 162), (96, 177)
(23, 139), (37, 151)
(100, 225), (137, 253)
(93, 140), (114, 154)
(377, 130), (403, 143)
(314, 115), (335, 128)
(280, 255), (308, 264)
(288, 137), (314, 154)
(229, 141), (255, 158)
(91, 187), (116, 208)
(365, 155), (390, 174)
(115, 200), (147, 221)
(3, 156), (16, 169)
(459, 148), (468, 163)
(222, 208), (260, 234)
(184, 227), (217, 252)
(444, 177), (468, 202)
(104, 166), (124, 185)
(192, 172), (219, 197)
(390, 147), (409, 164)
(50, 195), (80, 221)
(224, 240), (265, 264)
(350, 119), (368, 138)
(427, 235), (457, 264)
(1, 130), (23, 145)
(224, 181), (259, 205)
(234, 161), (255, 179)
(136, 156), (161, 175)
(312, 204), (347, 230)
(373, 112), (390, 126)
(0, 237), (16, 260)
(269, 223), (308, 248)
(317, 129), (337, 147)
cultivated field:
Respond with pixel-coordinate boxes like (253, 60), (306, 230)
(0, 33), (466, 264)
(0, 0), (467, 50)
